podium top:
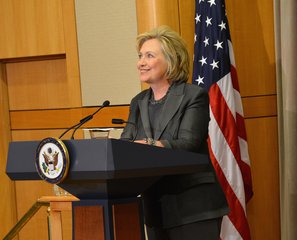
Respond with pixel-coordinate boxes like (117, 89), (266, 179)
(7, 138), (209, 181)
(6, 138), (210, 199)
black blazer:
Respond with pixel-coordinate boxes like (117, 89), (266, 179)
(121, 82), (229, 228)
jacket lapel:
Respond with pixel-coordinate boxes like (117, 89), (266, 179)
(138, 90), (153, 138)
(154, 83), (185, 140)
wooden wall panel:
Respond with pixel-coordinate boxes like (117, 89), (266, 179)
(245, 117), (280, 239)
(6, 59), (69, 110)
(10, 106), (129, 131)
(0, 0), (65, 59)
(179, 0), (195, 83)
(225, 0), (276, 97)
(0, 65), (17, 239)
(61, 0), (82, 108)
(11, 129), (83, 142)
(136, 0), (180, 33)
(242, 95), (277, 118)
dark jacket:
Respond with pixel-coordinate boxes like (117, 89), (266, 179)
(121, 82), (229, 228)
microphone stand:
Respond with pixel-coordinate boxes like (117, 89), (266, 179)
(58, 100), (110, 139)
(59, 122), (81, 139)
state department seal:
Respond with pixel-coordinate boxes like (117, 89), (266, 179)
(35, 137), (70, 184)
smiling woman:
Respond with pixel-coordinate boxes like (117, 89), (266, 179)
(121, 26), (229, 240)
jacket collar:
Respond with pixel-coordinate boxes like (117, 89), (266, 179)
(138, 82), (185, 140)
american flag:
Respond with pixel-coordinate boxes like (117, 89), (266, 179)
(192, 0), (253, 239)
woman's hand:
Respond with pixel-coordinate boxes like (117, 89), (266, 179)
(134, 139), (147, 144)
(134, 139), (164, 147)
(155, 140), (164, 147)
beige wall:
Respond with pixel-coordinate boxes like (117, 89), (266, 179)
(75, 0), (141, 106)
(0, 0), (279, 239)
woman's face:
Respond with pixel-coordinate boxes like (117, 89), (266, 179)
(137, 39), (168, 85)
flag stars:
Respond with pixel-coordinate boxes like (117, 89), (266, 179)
(195, 14), (201, 24)
(208, 0), (216, 7)
(199, 56), (207, 66)
(214, 40), (223, 50)
(194, 34), (197, 42)
(210, 60), (219, 69)
(195, 75), (204, 85)
(206, 16), (212, 27)
(199, 0), (205, 3)
(218, 21), (226, 30)
(203, 37), (209, 46)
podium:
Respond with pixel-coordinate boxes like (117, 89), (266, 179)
(6, 139), (209, 239)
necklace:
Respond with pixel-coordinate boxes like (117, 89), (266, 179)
(149, 86), (171, 105)
(149, 94), (168, 105)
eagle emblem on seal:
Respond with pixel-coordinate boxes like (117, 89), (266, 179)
(42, 147), (59, 173)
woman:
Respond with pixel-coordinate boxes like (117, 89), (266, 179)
(121, 26), (229, 240)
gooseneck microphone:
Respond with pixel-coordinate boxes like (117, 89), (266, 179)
(111, 118), (138, 142)
(70, 100), (110, 139)
(59, 100), (110, 139)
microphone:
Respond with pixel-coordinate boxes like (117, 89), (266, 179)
(111, 118), (127, 125)
(59, 100), (110, 139)
(111, 118), (138, 142)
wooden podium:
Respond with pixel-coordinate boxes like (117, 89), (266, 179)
(6, 139), (209, 240)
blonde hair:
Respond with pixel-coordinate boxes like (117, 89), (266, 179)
(136, 26), (190, 83)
